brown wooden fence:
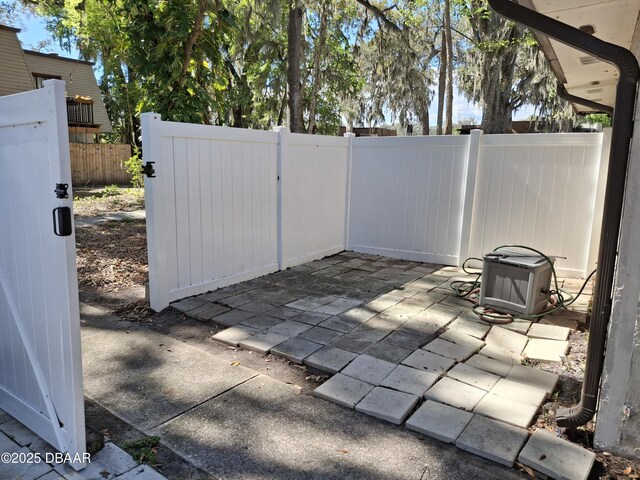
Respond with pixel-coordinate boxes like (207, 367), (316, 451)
(69, 143), (132, 186)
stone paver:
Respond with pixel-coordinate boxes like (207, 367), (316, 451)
(540, 316), (579, 330)
(213, 309), (255, 327)
(384, 330), (431, 350)
(0, 430), (20, 453)
(331, 333), (377, 354)
(0, 447), (52, 479)
(266, 306), (301, 319)
(55, 442), (138, 480)
(518, 429), (596, 480)
(237, 302), (277, 315)
(116, 465), (167, 480)
(402, 350), (456, 375)
(489, 378), (547, 407)
(480, 326), (529, 362)
(448, 317), (491, 339)
(299, 326), (344, 345)
(350, 322), (394, 341)
(406, 400), (474, 444)
(447, 363), (500, 391)
(171, 297), (209, 313)
(238, 332), (289, 354)
(465, 354), (513, 377)
(271, 337), (323, 364)
(268, 319), (313, 337)
(239, 315), (283, 331)
(355, 387), (419, 425)
(341, 307), (377, 322)
(473, 393), (539, 428)
(0, 418), (40, 445)
(522, 338), (569, 363)
(485, 326), (529, 354)
(304, 346), (358, 374)
(380, 364), (439, 396)
(365, 340), (413, 364)
(313, 373), (374, 408)
(292, 311), (331, 326)
(422, 338), (477, 361)
(212, 325), (261, 346)
(499, 319), (532, 335)
(341, 354), (396, 385)
(425, 377), (486, 411)
(456, 415), (529, 467)
(319, 316), (360, 333)
(188, 303), (231, 321)
(439, 329), (485, 350)
(507, 364), (559, 395)
(527, 323), (571, 341)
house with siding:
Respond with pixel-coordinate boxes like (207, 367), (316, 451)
(0, 24), (111, 142)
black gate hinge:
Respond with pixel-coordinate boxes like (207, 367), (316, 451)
(54, 183), (69, 199)
(141, 162), (156, 178)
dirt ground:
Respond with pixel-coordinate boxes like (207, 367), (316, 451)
(75, 216), (639, 479)
(73, 186), (145, 218)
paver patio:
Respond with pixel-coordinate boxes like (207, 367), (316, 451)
(175, 251), (594, 478)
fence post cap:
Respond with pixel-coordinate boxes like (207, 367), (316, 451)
(273, 126), (289, 133)
(343, 132), (356, 138)
(141, 112), (161, 121)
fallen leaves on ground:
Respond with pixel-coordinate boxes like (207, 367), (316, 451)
(76, 220), (148, 291)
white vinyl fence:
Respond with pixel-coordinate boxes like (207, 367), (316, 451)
(468, 132), (606, 277)
(143, 115), (351, 310)
(143, 115), (609, 311)
(348, 135), (471, 265)
(0, 81), (86, 469)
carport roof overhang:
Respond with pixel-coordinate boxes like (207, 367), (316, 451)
(515, 0), (640, 113)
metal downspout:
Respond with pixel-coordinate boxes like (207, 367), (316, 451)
(556, 83), (614, 115)
(487, 0), (640, 428)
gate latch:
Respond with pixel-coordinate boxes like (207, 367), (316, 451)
(54, 183), (69, 199)
(141, 162), (156, 178)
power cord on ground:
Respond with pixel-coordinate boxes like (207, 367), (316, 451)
(450, 245), (596, 325)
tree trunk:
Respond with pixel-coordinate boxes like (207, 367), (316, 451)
(307, 3), (328, 134)
(436, 31), (447, 135)
(418, 106), (430, 135)
(287, 0), (305, 133)
(444, 0), (454, 135)
(181, 0), (208, 83)
(480, 24), (520, 133)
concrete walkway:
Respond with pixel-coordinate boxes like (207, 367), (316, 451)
(75, 210), (146, 228)
(79, 303), (526, 480)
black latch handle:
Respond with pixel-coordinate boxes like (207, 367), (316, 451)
(52, 207), (73, 237)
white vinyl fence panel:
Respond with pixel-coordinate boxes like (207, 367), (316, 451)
(280, 131), (350, 268)
(144, 116), (279, 310)
(468, 133), (604, 276)
(145, 117), (607, 310)
(0, 81), (86, 469)
(348, 136), (470, 265)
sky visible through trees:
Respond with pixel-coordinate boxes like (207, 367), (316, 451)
(7, 0), (570, 143)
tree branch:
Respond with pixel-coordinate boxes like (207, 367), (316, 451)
(354, 0), (401, 32)
(181, 0), (208, 80)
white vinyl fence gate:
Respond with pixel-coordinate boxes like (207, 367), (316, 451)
(0, 81), (86, 469)
(143, 115), (608, 311)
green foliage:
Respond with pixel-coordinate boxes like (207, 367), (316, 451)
(123, 436), (160, 465)
(582, 113), (612, 127)
(124, 148), (143, 189)
(28, 0), (573, 137)
(102, 184), (120, 197)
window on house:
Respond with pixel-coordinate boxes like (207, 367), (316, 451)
(32, 73), (62, 89)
